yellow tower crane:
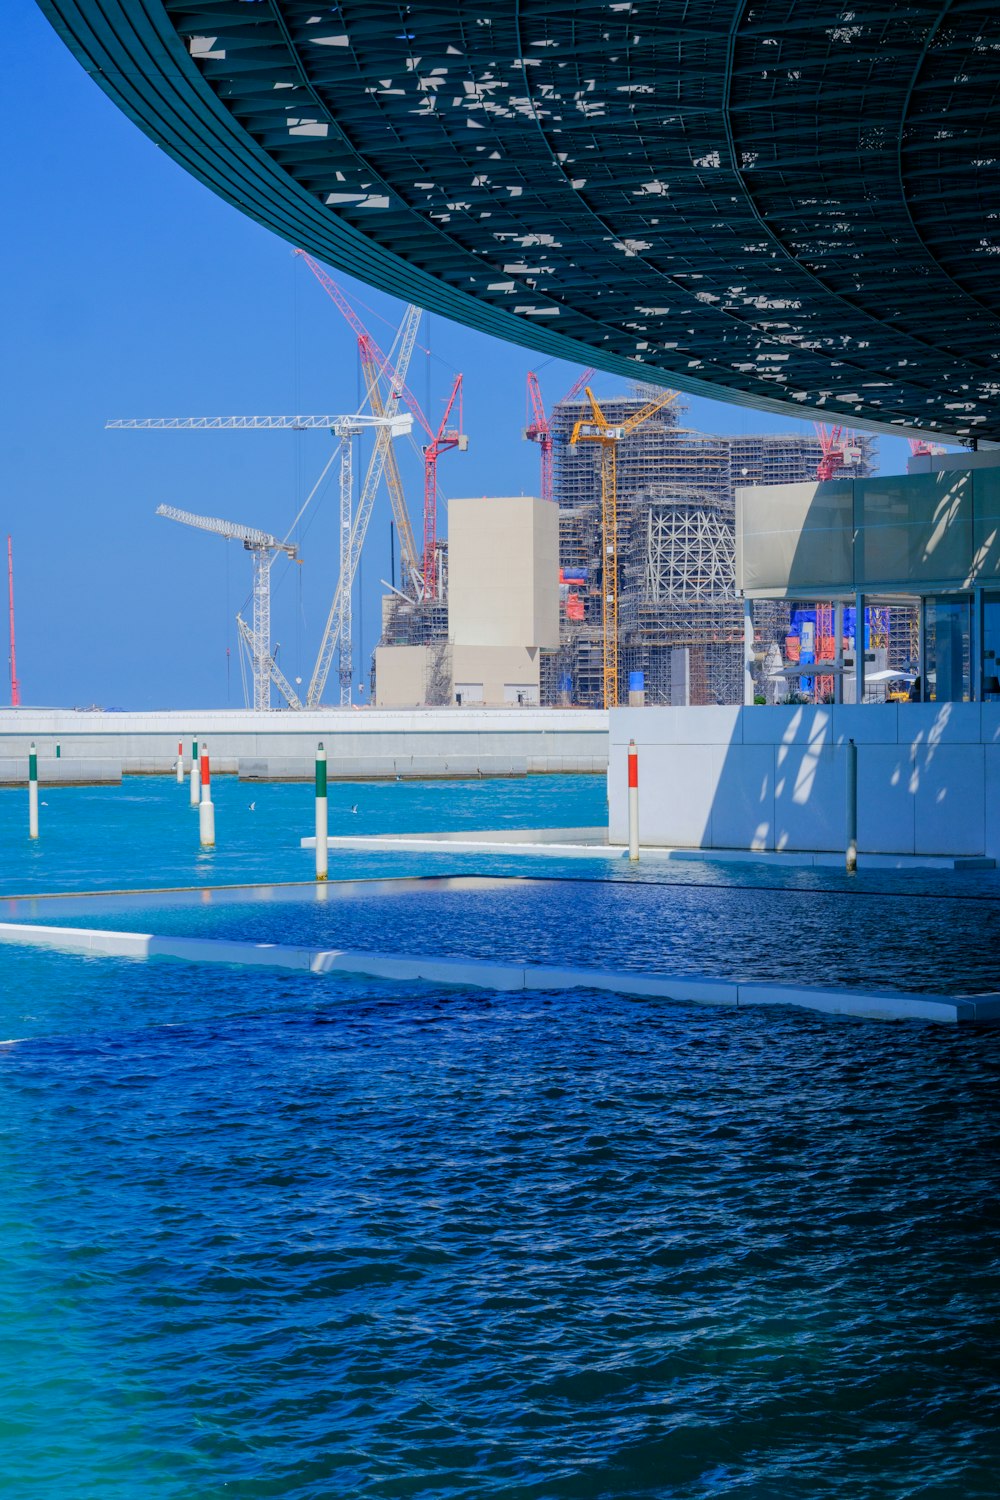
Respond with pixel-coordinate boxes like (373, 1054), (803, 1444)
(570, 387), (679, 708)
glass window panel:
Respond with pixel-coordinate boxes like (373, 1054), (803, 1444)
(923, 596), (971, 703)
(858, 472), (972, 587)
(737, 480), (852, 594)
(972, 469), (1000, 580)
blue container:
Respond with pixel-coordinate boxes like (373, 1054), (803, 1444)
(628, 671), (645, 692)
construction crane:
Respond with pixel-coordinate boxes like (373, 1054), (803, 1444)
(295, 249), (467, 603)
(524, 367), (595, 503)
(108, 415), (354, 430)
(7, 536), (20, 708)
(360, 333), (420, 594)
(116, 409), (411, 708)
(307, 308), (422, 707)
(422, 375), (467, 599)
(907, 436), (947, 458)
(156, 505), (299, 712)
(570, 387), (679, 709)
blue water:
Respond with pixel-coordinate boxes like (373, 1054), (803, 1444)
(2, 775), (1000, 1496)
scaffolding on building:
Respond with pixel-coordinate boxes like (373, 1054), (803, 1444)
(550, 385), (878, 706)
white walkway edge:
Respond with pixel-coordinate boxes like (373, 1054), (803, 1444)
(298, 832), (993, 871)
(1, 920), (997, 1024)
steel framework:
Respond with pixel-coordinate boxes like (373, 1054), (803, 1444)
(155, 503), (298, 711)
(41, 0), (1000, 442)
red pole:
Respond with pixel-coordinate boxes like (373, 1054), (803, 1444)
(7, 536), (20, 708)
(200, 744), (210, 796)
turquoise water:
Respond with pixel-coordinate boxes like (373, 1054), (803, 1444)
(2, 776), (1000, 1497)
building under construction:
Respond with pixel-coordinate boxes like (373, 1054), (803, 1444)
(547, 387), (877, 707)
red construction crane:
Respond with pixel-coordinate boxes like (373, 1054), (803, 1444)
(907, 436), (947, 458)
(294, 249), (433, 442)
(524, 366), (595, 503)
(423, 374), (467, 598)
(7, 536), (19, 708)
(813, 422), (849, 481)
(524, 372), (552, 502)
(296, 249), (467, 597)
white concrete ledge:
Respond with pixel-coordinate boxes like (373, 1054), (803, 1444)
(298, 829), (991, 871)
(0, 920), (993, 1024)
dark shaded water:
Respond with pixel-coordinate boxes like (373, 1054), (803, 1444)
(19, 873), (1000, 997)
(2, 950), (999, 1498)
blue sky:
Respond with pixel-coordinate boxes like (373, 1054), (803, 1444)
(4, 0), (917, 709)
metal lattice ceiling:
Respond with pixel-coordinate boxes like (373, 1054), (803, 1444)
(37, 0), (1000, 441)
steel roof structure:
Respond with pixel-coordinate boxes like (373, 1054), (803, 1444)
(38, 1), (1000, 442)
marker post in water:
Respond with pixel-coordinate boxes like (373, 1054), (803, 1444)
(627, 738), (639, 862)
(315, 742), (328, 881)
(190, 738), (200, 807)
(55, 742), (61, 760)
(28, 742), (39, 840)
(199, 743), (215, 849)
(176, 739), (184, 784)
(846, 737), (858, 874)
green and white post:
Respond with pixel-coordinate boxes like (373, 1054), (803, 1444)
(28, 742), (39, 840)
(315, 741), (328, 881)
(845, 737), (858, 875)
(190, 738), (200, 807)
(199, 743), (215, 849)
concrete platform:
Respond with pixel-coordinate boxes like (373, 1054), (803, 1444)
(299, 826), (994, 871)
(0, 757), (122, 786)
(1, 917), (997, 1025)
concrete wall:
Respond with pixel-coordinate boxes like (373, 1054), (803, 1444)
(452, 644), (540, 706)
(374, 645), (436, 708)
(448, 496), (559, 649)
(0, 707), (608, 779)
(609, 703), (1000, 858)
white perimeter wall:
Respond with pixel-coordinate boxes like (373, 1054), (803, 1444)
(0, 706), (608, 776)
(609, 703), (1000, 859)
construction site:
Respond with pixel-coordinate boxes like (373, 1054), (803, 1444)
(99, 256), (897, 716)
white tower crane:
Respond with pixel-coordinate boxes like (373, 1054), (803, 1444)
(113, 302), (422, 709)
(156, 504), (299, 712)
(309, 303), (423, 707)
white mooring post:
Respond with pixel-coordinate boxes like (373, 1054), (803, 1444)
(190, 738), (200, 807)
(176, 739), (184, 784)
(28, 742), (39, 840)
(846, 737), (858, 874)
(315, 741), (329, 882)
(199, 743), (215, 849)
(627, 738), (639, 862)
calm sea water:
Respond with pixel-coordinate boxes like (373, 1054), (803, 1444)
(1, 776), (999, 1496)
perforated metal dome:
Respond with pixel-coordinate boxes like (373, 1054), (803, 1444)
(39, 0), (1000, 441)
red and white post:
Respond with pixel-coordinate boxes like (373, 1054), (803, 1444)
(176, 739), (184, 784)
(627, 738), (639, 862)
(199, 743), (215, 849)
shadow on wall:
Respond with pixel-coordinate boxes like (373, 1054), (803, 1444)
(608, 700), (1000, 860)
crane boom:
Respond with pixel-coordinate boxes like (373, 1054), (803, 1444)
(361, 336), (420, 590)
(294, 250), (435, 442)
(156, 505), (298, 556)
(109, 415), (357, 430)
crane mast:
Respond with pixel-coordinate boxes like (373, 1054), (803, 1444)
(524, 367), (595, 504)
(423, 375), (466, 599)
(156, 504), (298, 712)
(7, 536), (19, 708)
(295, 250), (467, 612)
(570, 387), (678, 708)
(307, 307), (422, 707)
